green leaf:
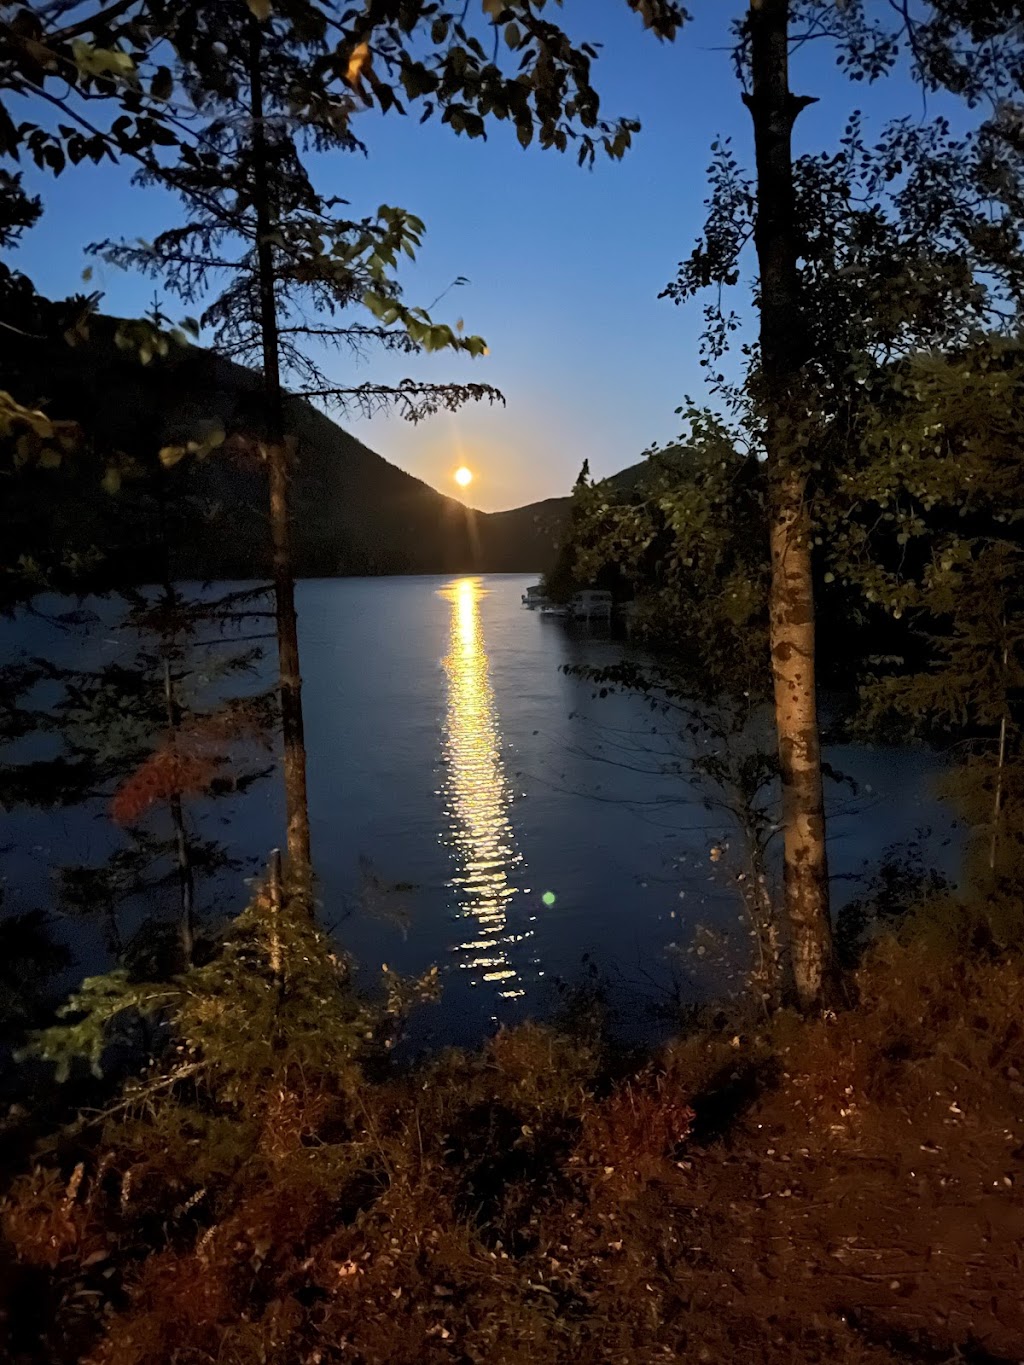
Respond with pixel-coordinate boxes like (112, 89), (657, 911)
(101, 467), (122, 495)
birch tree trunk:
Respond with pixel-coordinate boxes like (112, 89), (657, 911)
(743, 0), (834, 1009)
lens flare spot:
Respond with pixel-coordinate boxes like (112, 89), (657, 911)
(541, 890), (556, 907)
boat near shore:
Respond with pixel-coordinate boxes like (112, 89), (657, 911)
(523, 583), (615, 622)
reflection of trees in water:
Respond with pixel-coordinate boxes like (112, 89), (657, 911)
(547, 684), (784, 1006)
(533, 671), (874, 1010)
(438, 577), (529, 1001)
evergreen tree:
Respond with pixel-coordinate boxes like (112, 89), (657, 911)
(52, 579), (277, 969)
(87, 3), (502, 877)
(91, 0), (689, 878)
(1, 441), (277, 967)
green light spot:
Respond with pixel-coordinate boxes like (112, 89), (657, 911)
(542, 891), (556, 907)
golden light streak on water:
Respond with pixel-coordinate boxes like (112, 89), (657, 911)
(438, 576), (527, 1000)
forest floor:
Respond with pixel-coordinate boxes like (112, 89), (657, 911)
(3, 930), (1024, 1364)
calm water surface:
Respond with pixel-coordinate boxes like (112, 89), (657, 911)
(2, 574), (959, 1047)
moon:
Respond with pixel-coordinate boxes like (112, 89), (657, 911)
(454, 466), (473, 488)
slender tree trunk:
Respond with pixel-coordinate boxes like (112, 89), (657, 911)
(156, 482), (195, 962)
(990, 637), (1010, 874)
(247, 11), (313, 875)
(103, 906), (124, 961)
(725, 755), (783, 1011)
(744, 826), (782, 1013)
(164, 658), (196, 963)
(743, 0), (834, 1009)
(267, 846), (284, 993)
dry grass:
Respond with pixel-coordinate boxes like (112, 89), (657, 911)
(3, 939), (1024, 1364)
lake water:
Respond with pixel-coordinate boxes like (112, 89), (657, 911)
(2, 574), (959, 1048)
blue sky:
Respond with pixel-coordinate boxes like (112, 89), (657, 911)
(11, 2), (967, 511)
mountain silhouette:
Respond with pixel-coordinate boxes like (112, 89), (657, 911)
(3, 315), (580, 580)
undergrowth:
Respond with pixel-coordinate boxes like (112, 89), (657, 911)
(2, 875), (1024, 1364)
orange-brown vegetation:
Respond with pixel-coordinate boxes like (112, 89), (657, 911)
(110, 748), (219, 824)
(110, 700), (272, 824)
(3, 933), (1024, 1364)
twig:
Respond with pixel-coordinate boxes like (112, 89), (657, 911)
(75, 1060), (205, 1130)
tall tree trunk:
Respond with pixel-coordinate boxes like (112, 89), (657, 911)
(247, 11), (313, 875)
(743, 0), (834, 1009)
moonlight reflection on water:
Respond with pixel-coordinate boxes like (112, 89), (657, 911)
(0, 575), (957, 1044)
(438, 576), (530, 1001)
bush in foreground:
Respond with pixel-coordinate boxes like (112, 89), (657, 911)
(2, 881), (1024, 1363)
